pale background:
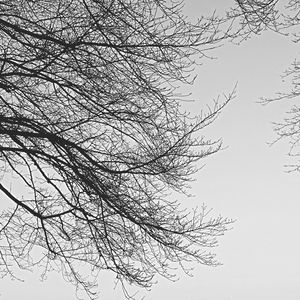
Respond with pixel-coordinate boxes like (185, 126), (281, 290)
(1, 1), (300, 299)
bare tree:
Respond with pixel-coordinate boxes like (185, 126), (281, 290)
(229, 0), (300, 171)
(0, 0), (234, 298)
(227, 0), (281, 40)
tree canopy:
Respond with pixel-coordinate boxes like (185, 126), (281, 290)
(0, 0), (236, 298)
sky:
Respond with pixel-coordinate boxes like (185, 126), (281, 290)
(1, 1), (300, 300)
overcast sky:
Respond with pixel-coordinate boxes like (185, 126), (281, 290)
(2, 1), (300, 300)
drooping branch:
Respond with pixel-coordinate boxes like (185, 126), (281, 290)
(0, 1), (235, 299)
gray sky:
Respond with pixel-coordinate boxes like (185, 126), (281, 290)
(1, 1), (300, 299)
